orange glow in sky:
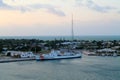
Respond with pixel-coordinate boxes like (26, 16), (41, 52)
(0, 0), (120, 36)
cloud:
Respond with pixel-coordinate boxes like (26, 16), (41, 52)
(76, 0), (116, 13)
(0, 0), (6, 7)
(0, 0), (13, 9)
(118, 11), (120, 14)
(0, 0), (65, 16)
(29, 4), (65, 16)
(0, 0), (33, 12)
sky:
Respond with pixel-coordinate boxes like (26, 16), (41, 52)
(0, 0), (120, 36)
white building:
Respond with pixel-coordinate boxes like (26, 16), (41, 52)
(5, 51), (35, 58)
(97, 48), (116, 53)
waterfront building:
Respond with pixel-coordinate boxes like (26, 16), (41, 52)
(96, 48), (117, 56)
(5, 51), (35, 58)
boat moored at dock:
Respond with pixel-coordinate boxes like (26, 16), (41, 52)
(35, 50), (82, 61)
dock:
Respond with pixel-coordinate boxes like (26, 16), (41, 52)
(0, 58), (35, 63)
(82, 51), (97, 56)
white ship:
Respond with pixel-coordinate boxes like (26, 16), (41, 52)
(36, 50), (82, 61)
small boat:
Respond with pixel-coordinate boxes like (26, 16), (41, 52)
(113, 53), (117, 57)
(35, 50), (82, 61)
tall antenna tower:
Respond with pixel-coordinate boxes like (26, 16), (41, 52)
(71, 13), (74, 41)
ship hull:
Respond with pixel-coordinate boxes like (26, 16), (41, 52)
(36, 55), (81, 61)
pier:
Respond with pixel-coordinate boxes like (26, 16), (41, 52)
(0, 58), (35, 63)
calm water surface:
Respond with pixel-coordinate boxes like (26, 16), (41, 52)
(0, 56), (120, 80)
(0, 36), (120, 40)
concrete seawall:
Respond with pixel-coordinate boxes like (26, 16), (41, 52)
(0, 58), (35, 63)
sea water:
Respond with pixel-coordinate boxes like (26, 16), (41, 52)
(0, 55), (120, 80)
(0, 36), (120, 40)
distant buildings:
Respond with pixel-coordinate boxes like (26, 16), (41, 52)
(5, 51), (35, 58)
(96, 48), (117, 56)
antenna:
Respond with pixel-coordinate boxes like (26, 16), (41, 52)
(71, 13), (74, 41)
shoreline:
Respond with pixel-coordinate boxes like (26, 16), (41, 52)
(0, 55), (120, 63)
(0, 58), (35, 63)
(82, 50), (120, 56)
